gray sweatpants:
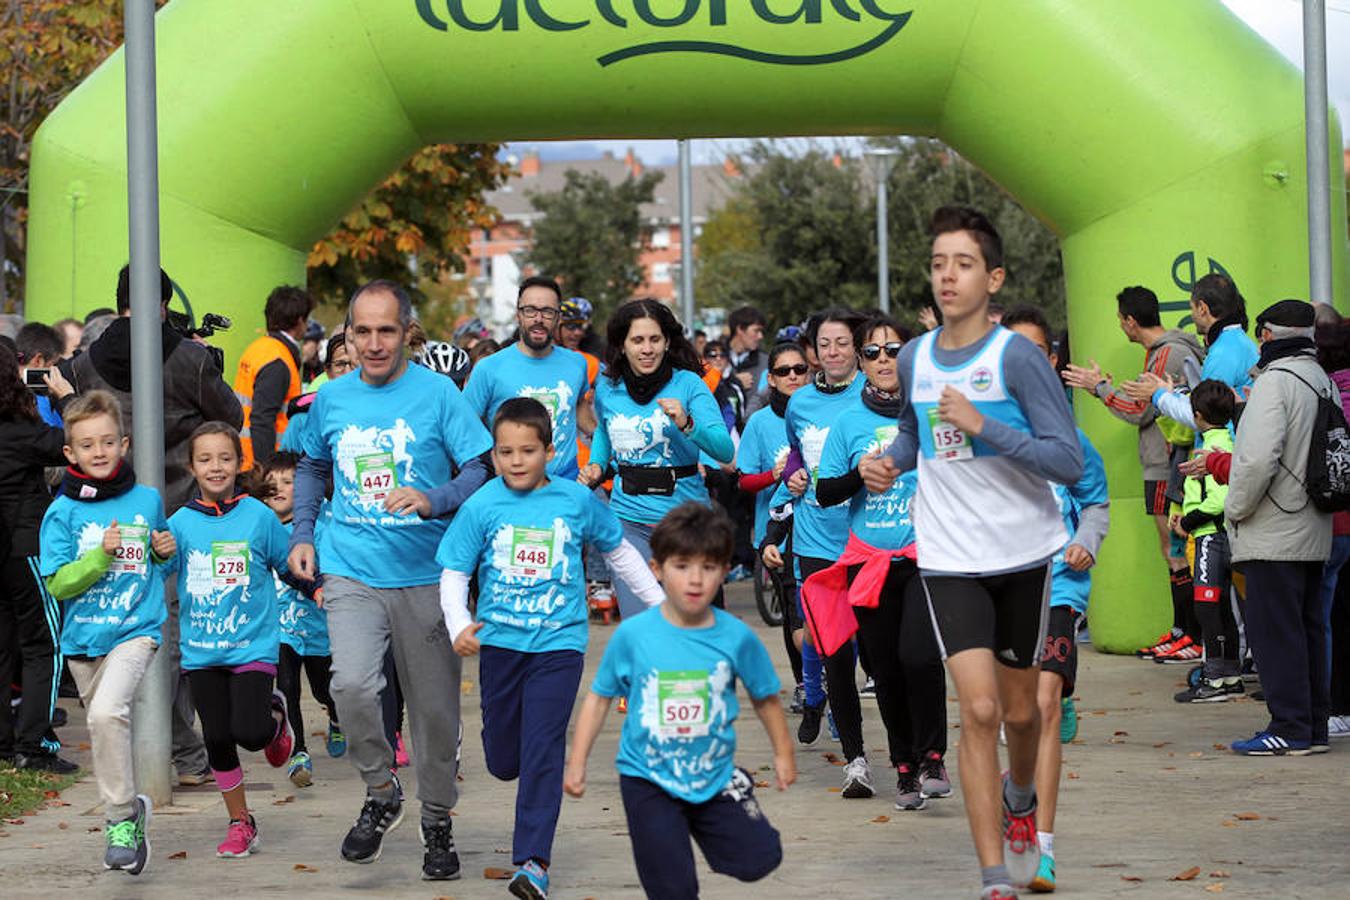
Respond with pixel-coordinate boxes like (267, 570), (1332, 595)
(325, 575), (461, 820)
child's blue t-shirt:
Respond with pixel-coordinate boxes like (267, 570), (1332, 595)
(301, 362), (493, 588)
(816, 396), (917, 551)
(593, 368), (730, 525)
(277, 515), (330, 657)
(1050, 428), (1109, 613)
(736, 405), (790, 547)
(38, 485), (169, 658)
(591, 607), (780, 804)
(437, 477), (623, 654)
(463, 344), (591, 479)
(167, 497), (292, 670)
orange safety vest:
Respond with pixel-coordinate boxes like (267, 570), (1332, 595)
(234, 334), (301, 471)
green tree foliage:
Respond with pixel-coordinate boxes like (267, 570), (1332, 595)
(526, 168), (664, 323)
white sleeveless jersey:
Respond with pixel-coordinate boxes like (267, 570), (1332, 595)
(910, 328), (1067, 573)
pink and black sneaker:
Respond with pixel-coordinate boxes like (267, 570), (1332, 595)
(264, 690), (294, 768)
(216, 814), (260, 858)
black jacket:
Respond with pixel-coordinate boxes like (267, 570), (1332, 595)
(0, 415), (67, 558)
(60, 317), (242, 514)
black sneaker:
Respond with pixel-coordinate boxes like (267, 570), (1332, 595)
(789, 684), (805, 715)
(420, 819), (461, 881)
(1174, 677), (1243, 704)
(341, 791), (404, 863)
(15, 750), (78, 775)
(798, 702), (825, 746)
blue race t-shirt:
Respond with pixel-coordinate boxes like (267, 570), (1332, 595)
(1051, 428), (1109, 613)
(301, 362), (493, 587)
(775, 375), (865, 560)
(817, 396), (917, 551)
(39, 485), (169, 658)
(167, 497), (291, 669)
(437, 477), (623, 654)
(736, 405), (791, 547)
(590, 607), (780, 803)
(277, 515), (330, 657)
(593, 368), (731, 526)
(1203, 324), (1259, 398)
(463, 344), (591, 479)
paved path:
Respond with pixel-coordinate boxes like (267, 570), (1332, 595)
(2, 584), (1348, 898)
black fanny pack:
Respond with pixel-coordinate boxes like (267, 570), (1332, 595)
(617, 463), (700, 496)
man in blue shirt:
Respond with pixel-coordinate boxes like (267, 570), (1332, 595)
(463, 276), (591, 479)
(288, 280), (493, 881)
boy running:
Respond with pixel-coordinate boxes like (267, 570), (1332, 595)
(866, 207), (1083, 899)
(565, 503), (795, 900)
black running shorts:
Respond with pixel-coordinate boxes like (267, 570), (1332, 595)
(920, 562), (1052, 669)
(1144, 480), (1169, 516)
(1039, 606), (1080, 696)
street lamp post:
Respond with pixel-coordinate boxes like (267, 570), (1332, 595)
(864, 147), (900, 314)
(1303, 0), (1333, 304)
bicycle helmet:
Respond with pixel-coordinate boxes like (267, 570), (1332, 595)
(416, 340), (472, 386)
(560, 297), (593, 323)
(775, 324), (803, 343)
(452, 317), (489, 344)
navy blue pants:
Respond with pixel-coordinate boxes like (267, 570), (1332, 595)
(620, 774), (782, 900)
(1240, 560), (1329, 744)
(479, 645), (584, 865)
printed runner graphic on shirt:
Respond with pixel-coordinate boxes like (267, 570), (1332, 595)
(184, 548), (254, 647)
(638, 661), (733, 795)
(608, 408), (674, 460)
(798, 423), (829, 485)
(74, 518), (148, 615)
(485, 518), (575, 625)
(334, 420), (418, 511)
(863, 424), (909, 528)
(519, 379), (576, 446)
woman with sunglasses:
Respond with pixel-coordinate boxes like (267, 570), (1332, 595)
(737, 343), (812, 706)
(580, 299), (734, 620)
(811, 316), (950, 813)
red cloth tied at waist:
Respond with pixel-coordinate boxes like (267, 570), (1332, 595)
(800, 532), (916, 657)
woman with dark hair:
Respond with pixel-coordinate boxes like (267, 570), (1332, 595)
(1317, 320), (1350, 739)
(580, 299), (734, 619)
(0, 342), (78, 772)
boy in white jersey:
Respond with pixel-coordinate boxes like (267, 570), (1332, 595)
(865, 207), (1083, 900)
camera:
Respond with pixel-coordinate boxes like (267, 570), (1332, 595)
(24, 367), (50, 395)
(166, 310), (232, 372)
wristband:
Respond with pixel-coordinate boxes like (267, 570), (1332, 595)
(680, 414), (695, 435)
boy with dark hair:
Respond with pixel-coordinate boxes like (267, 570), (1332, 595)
(566, 502), (795, 900)
(1171, 380), (1241, 702)
(866, 205), (1083, 898)
(16, 322), (67, 425)
(437, 397), (663, 900)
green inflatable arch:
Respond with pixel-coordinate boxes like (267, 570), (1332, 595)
(24, 0), (1350, 652)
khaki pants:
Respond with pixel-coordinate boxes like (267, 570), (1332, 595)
(68, 637), (158, 821)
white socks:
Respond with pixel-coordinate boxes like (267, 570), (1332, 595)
(1037, 830), (1054, 858)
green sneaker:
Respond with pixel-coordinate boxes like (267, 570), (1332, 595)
(104, 794), (151, 875)
(1029, 851), (1056, 892)
(1059, 697), (1077, 744)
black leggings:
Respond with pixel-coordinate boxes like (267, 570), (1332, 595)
(853, 561), (947, 766)
(801, 556), (868, 761)
(277, 644), (336, 755)
(187, 668), (276, 774)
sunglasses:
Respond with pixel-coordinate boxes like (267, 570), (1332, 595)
(770, 363), (809, 377)
(705, 350), (725, 359)
(861, 342), (903, 361)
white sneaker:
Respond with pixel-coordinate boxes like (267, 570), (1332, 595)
(841, 756), (875, 799)
(1329, 715), (1350, 739)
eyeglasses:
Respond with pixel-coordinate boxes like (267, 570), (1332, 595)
(518, 305), (560, 321)
(704, 350), (725, 359)
(328, 358), (354, 373)
(770, 363), (809, 377)
(861, 342), (903, 361)
(560, 320), (586, 330)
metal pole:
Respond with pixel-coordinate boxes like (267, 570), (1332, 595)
(678, 139), (695, 330)
(1304, 0), (1333, 304)
(876, 175), (890, 314)
(125, 0), (172, 808)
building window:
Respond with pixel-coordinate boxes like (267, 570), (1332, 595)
(651, 262), (672, 283)
(651, 228), (672, 249)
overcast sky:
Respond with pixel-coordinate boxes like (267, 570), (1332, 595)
(508, 0), (1350, 165)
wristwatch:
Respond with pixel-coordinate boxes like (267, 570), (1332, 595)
(679, 414), (695, 435)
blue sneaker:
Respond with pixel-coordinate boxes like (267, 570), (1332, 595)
(509, 859), (549, 899)
(326, 720), (347, 758)
(1029, 852), (1055, 892)
(1059, 697), (1078, 744)
(1230, 731), (1311, 756)
(287, 751), (313, 788)
(826, 708), (839, 742)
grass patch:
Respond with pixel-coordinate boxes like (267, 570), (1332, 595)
(0, 762), (79, 818)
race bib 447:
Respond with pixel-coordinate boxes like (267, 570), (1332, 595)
(355, 452), (398, 503)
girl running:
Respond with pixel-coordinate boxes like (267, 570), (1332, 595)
(168, 422), (307, 858)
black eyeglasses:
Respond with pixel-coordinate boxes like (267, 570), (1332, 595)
(771, 363), (809, 377)
(861, 342), (903, 361)
(704, 350), (725, 359)
(518, 305), (559, 321)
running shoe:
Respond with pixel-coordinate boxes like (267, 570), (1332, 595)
(509, 859), (549, 899)
(1174, 677), (1243, 703)
(894, 763), (926, 811)
(789, 684), (805, 715)
(724, 564), (752, 583)
(981, 885), (1019, 899)
(287, 750), (313, 787)
(918, 751), (952, 799)
(420, 818), (461, 880)
(1240, 656), (1259, 682)
(14, 750), (78, 774)
(104, 794), (151, 875)
(177, 766), (213, 786)
(827, 708), (840, 743)
(341, 784), (404, 863)
(1230, 731), (1311, 757)
(1152, 635), (1202, 664)
(841, 756), (875, 799)
(395, 731), (410, 768)
(216, 815), (260, 858)
(859, 677), (877, 699)
(326, 720), (347, 758)
(798, 702), (825, 746)
(1329, 715), (1350, 739)
(1310, 739), (1330, 755)
(617, 696), (628, 714)
(264, 690), (294, 768)
(1028, 852), (1056, 893)
(1001, 775), (1040, 887)
(1059, 697), (1077, 744)
(1135, 629), (1180, 658)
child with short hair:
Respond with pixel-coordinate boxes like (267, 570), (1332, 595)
(565, 502), (796, 900)
(259, 450), (344, 788)
(39, 390), (176, 875)
(437, 397), (665, 900)
(1171, 379), (1241, 702)
(167, 422), (305, 857)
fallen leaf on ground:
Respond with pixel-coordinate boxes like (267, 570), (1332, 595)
(1161, 766), (1177, 771)
(1222, 821), (1239, 828)
(494, 847), (509, 854)
(1120, 875), (1143, 882)
(1234, 812), (1261, 821)
(1210, 870), (1230, 878)
(754, 781), (770, 788)
(1213, 743), (1228, 751)
(1152, 742), (1171, 748)
(871, 815), (890, 823)
(293, 863), (318, 872)
(1205, 884), (1225, 893)
(85, 826), (100, 833)
(42, 790), (59, 799)
(1113, 730), (1129, 736)
(828, 787), (842, 793)
(484, 867), (512, 879)
(1171, 866), (1201, 881)
(4, 818), (24, 825)
(1188, 752), (1206, 759)
(461, 680), (474, 695)
(1091, 709), (1107, 716)
(1067, 772), (1080, 780)
(1092, 863), (1125, 868)
(822, 752), (844, 766)
(274, 795), (295, 805)
(57, 822), (67, 830)
(168, 850), (187, 859)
